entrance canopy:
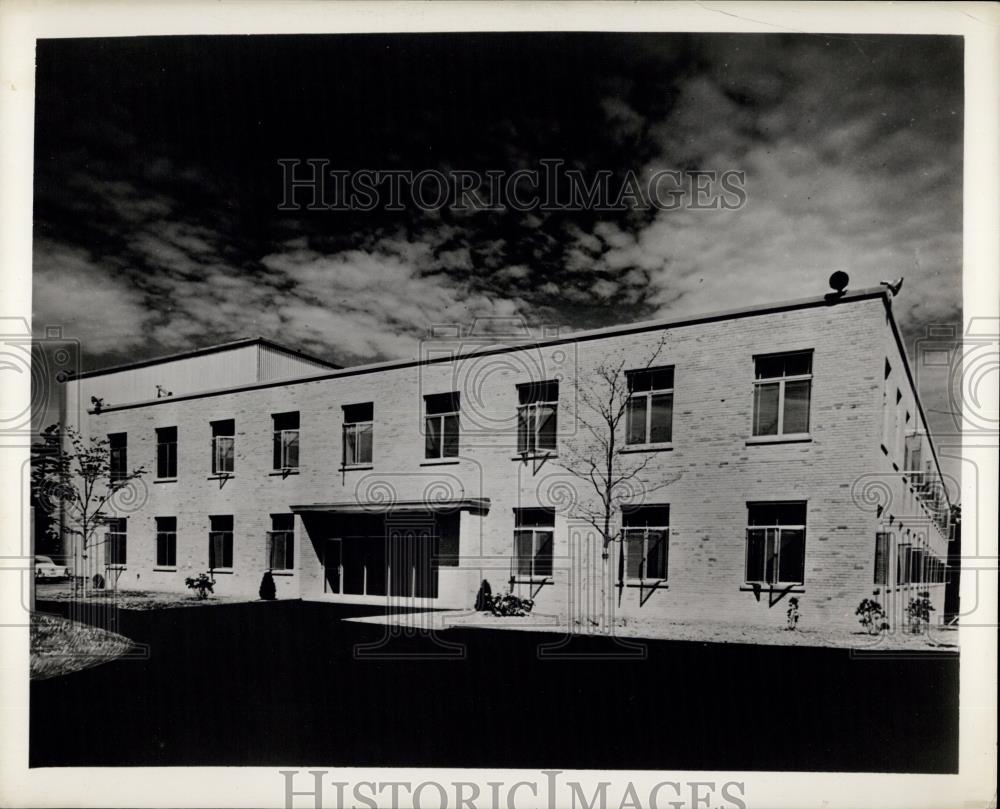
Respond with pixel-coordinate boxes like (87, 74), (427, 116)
(290, 497), (490, 515)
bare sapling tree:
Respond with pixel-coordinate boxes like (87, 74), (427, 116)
(557, 333), (680, 626)
(32, 424), (147, 593)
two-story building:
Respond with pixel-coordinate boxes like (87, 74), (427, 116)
(55, 284), (953, 631)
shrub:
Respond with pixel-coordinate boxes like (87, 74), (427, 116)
(785, 597), (801, 630)
(474, 579), (493, 611)
(856, 597), (888, 635)
(906, 592), (935, 634)
(259, 571), (277, 601)
(487, 592), (534, 617)
(185, 572), (214, 600)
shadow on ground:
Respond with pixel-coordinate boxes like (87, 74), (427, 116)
(30, 599), (958, 772)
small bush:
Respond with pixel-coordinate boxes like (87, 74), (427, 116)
(474, 579), (493, 611)
(906, 593), (935, 634)
(856, 597), (888, 635)
(785, 597), (801, 630)
(259, 571), (277, 600)
(487, 592), (534, 617)
(185, 572), (214, 600)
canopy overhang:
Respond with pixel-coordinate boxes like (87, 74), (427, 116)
(290, 497), (490, 515)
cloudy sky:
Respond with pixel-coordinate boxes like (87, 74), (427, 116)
(33, 33), (963, 443)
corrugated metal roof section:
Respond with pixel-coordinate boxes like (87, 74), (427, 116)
(257, 342), (337, 381)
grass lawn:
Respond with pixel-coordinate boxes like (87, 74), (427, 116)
(30, 599), (959, 772)
(30, 613), (133, 680)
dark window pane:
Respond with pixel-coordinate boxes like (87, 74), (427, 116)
(344, 427), (357, 465)
(437, 514), (460, 566)
(284, 432), (299, 467)
(783, 352), (812, 376)
(625, 530), (644, 579)
(746, 528), (766, 582)
(357, 423), (373, 463)
(874, 532), (889, 585)
(753, 383), (780, 435)
(622, 505), (670, 527)
(272, 514), (294, 531)
(627, 369), (652, 393)
(425, 416), (441, 458)
(272, 412), (299, 431)
(515, 530), (533, 576)
(777, 528), (805, 583)
(783, 379), (811, 433)
(518, 380), (558, 405)
(515, 508), (555, 528)
(426, 392), (460, 415)
(517, 407), (530, 453)
(754, 355), (786, 380)
(537, 404), (557, 450)
(211, 419), (234, 436)
(626, 396), (647, 444)
(646, 529), (668, 579)
(650, 393), (673, 443)
(343, 402), (373, 423)
(747, 502), (806, 526)
(764, 528), (778, 583)
(649, 367), (674, 389)
(534, 531), (553, 577)
(443, 414), (460, 457)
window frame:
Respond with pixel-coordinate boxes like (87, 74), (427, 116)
(105, 517), (127, 567)
(744, 501), (807, 587)
(155, 426), (178, 480)
(108, 433), (128, 483)
(625, 366), (675, 447)
(211, 420), (235, 476)
(267, 514), (295, 572)
(622, 505), (670, 583)
(155, 516), (177, 569)
(751, 351), (813, 439)
(424, 392), (461, 460)
(209, 515), (234, 572)
(516, 381), (559, 457)
(513, 508), (555, 581)
(342, 403), (374, 467)
(272, 412), (300, 470)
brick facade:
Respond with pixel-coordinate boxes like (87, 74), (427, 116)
(65, 289), (952, 633)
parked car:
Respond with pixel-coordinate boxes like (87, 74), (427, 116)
(34, 555), (70, 580)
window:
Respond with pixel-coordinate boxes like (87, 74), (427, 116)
(267, 514), (295, 571)
(211, 420), (235, 475)
(342, 403), (373, 466)
(622, 505), (669, 581)
(626, 366), (674, 445)
(897, 543), (912, 585)
(745, 502), (806, 586)
(209, 515), (234, 570)
(874, 531), (891, 585)
(514, 508), (554, 578)
(105, 518), (127, 566)
(156, 517), (177, 567)
(272, 412), (300, 469)
(752, 351), (812, 437)
(156, 427), (177, 479)
(904, 434), (922, 473)
(425, 392), (460, 459)
(516, 381), (558, 455)
(109, 433), (127, 482)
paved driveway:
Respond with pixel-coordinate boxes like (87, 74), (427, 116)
(30, 600), (958, 771)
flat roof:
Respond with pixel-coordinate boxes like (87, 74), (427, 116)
(69, 336), (341, 380)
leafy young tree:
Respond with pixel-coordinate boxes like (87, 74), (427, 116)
(32, 424), (147, 590)
(557, 335), (680, 623)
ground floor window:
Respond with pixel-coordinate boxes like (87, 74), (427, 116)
(156, 516), (177, 567)
(209, 515), (234, 570)
(622, 505), (669, 581)
(874, 531), (891, 585)
(105, 518), (127, 566)
(745, 501), (806, 586)
(514, 507), (554, 578)
(897, 543), (912, 585)
(267, 514), (294, 571)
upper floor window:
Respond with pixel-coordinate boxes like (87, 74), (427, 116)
(108, 433), (127, 482)
(156, 426), (177, 479)
(209, 514), (234, 571)
(105, 517), (127, 566)
(343, 403), (373, 466)
(272, 412), (300, 470)
(211, 419), (235, 475)
(425, 392), (460, 459)
(267, 514), (295, 571)
(752, 351), (812, 437)
(745, 501), (806, 586)
(156, 516), (177, 568)
(517, 380), (558, 455)
(622, 505), (670, 581)
(514, 507), (554, 578)
(626, 366), (674, 445)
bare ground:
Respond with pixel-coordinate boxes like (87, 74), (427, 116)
(35, 581), (256, 610)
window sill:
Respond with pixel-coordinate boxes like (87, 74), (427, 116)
(270, 570), (295, 576)
(269, 469), (300, 477)
(620, 443), (673, 454)
(420, 458), (461, 466)
(741, 584), (805, 593)
(510, 576), (553, 585)
(153, 567), (177, 572)
(106, 565), (127, 571)
(745, 434), (811, 446)
(210, 569), (234, 575)
(153, 477), (178, 484)
(511, 452), (558, 462)
(624, 578), (668, 587)
(207, 474), (235, 481)
(339, 464), (373, 472)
